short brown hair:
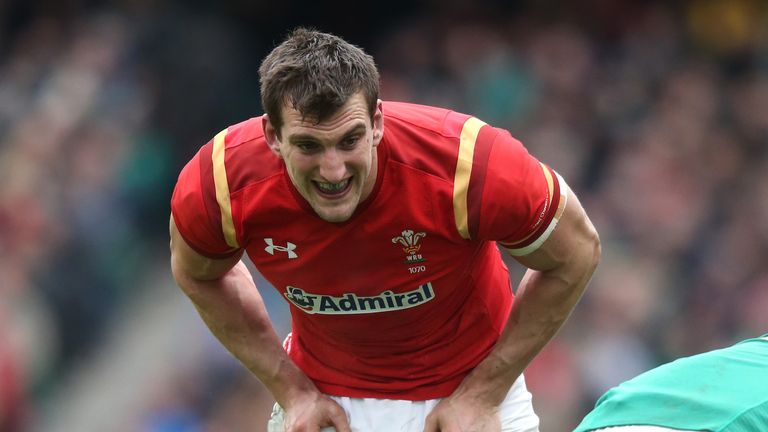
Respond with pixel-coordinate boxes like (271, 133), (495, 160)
(259, 28), (380, 134)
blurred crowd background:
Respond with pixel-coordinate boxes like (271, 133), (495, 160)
(1, 0), (767, 431)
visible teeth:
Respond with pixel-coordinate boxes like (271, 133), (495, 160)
(316, 179), (349, 193)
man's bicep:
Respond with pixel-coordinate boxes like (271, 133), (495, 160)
(511, 188), (598, 272)
(170, 215), (243, 281)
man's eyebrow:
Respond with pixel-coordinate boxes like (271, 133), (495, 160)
(287, 123), (366, 144)
(287, 134), (319, 144)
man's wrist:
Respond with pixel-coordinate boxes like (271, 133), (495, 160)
(278, 386), (326, 411)
(454, 353), (522, 407)
(263, 360), (322, 410)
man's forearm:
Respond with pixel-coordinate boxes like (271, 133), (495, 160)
(454, 252), (599, 406)
(172, 261), (318, 409)
(450, 186), (601, 407)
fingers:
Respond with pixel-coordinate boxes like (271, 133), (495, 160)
(422, 414), (439, 432)
(330, 421), (352, 432)
(328, 401), (351, 432)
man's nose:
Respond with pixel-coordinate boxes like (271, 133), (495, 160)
(318, 149), (346, 182)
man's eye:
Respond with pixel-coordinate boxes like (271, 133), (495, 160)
(296, 142), (318, 152)
(340, 136), (360, 149)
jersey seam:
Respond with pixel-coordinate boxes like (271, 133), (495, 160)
(226, 135), (262, 150)
(387, 159), (455, 187)
(717, 399), (768, 431)
(171, 206), (239, 259)
(470, 130), (502, 241)
(227, 172), (284, 247)
(227, 169), (283, 196)
(384, 108), (461, 140)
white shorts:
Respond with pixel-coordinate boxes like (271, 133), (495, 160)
(267, 374), (539, 432)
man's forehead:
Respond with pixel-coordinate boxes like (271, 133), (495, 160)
(282, 102), (370, 135)
(281, 93), (369, 122)
(285, 118), (367, 142)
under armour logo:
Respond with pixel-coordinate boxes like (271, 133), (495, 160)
(264, 238), (298, 259)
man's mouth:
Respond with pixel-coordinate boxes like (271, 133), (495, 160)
(313, 178), (352, 198)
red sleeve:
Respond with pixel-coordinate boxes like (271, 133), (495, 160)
(475, 129), (566, 255)
(170, 142), (240, 259)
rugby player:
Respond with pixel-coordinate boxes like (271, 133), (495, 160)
(169, 28), (600, 432)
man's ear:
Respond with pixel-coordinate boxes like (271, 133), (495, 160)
(262, 115), (282, 157)
(372, 99), (384, 147)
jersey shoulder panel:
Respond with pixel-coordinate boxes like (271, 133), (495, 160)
(381, 101), (564, 244)
(479, 130), (566, 253)
(220, 116), (284, 193)
(382, 101), (460, 137)
(171, 116), (283, 257)
(381, 101), (498, 184)
(171, 138), (239, 258)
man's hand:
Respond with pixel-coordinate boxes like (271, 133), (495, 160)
(423, 394), (501, 432)
(282, 391), (351, 432)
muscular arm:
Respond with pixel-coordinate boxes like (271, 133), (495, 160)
(169, 216), (349, 431)
(425, 188), (600, 430)
(473, 187), (599, 400)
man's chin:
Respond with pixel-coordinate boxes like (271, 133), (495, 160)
(313, 205), (355, 223)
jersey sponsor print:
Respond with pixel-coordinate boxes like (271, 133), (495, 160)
(284, 283), (435, 315)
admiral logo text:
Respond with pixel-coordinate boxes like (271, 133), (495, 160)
(284, 283), (435, 315)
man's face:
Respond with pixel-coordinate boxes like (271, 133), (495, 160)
(264, 93), (383, 223)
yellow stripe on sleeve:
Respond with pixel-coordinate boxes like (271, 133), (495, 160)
(453, 117), (487, 240)
(212, 128), (239, 249)
(541, 162), (554, 200)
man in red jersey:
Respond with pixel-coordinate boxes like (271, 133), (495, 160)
(170, 28), (600, 432)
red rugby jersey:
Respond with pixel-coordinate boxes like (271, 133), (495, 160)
(171, 101), (566, 400)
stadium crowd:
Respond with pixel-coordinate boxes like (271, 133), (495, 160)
(0, 1), (766, 431)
